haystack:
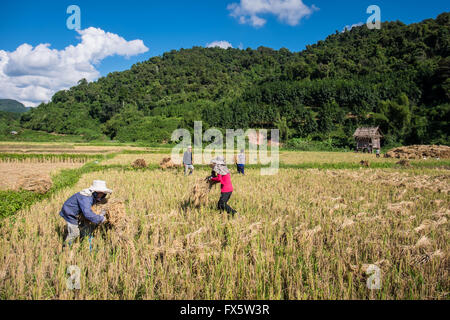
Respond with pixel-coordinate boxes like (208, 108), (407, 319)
(131, 159), (147, 169)
(187, 179), (217, 208)
(385, 145), (450, 160)
(160, 157), (180, 170)
(16, 174), (52, 194)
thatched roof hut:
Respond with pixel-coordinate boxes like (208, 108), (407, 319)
(353, 126), (383, 152)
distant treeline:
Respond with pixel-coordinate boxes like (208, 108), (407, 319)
(11, 13), (450, 149)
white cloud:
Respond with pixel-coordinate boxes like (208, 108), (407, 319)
(0, 27), (149, 106)
(227, 0), (318, 28)
(342, 22), (364, 32)
(206, 40), (233, 49)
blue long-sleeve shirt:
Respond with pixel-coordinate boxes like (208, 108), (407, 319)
(59, 192), (104, 225)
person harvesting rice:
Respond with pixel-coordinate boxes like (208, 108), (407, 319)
(183, 146), (194, 176)
(236, 149), (246, 175)
(59, 180), (112, 246)
(207, 156), (237, 216)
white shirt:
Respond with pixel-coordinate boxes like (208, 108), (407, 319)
(237, 153), (246, 165)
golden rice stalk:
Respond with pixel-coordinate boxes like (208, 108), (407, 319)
(411, 250), (444, 266)
(415, 236), (432, 249)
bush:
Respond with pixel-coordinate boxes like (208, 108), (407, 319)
(116, 116), (182, 143)
(284, 137), (345, 151)
(75, 128), (105, 142)
(0, 190), (42, 219)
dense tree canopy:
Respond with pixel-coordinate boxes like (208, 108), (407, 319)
(21, 13), (450, 147)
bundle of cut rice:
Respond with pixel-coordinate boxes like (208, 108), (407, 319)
(359, 160), (370, 168)
(187, 179), (217, 207)
(160, 157), (180, 170)
(131, 159), (147, 169)
(92, 198), (128, 229)
(396, 159), (411, 168)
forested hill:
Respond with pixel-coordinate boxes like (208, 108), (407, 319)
(0, 99), (30, 113)
(21, 12), (449, 147)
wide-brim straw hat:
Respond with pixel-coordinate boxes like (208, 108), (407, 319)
(211, 156), (226, 165)
(90, 180), (113, 194)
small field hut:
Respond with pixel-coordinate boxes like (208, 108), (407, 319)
(353, 126), (383, 153)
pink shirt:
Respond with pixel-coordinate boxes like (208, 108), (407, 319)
(211, 173), (233, 193)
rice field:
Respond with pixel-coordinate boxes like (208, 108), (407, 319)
(279, 151), (397, 164)
(102, 153), (171, 166)
(0, 162), (85, 191)
(99, 150), (448, 168)
(0, 153), (100, 163)
(0, 164), (448, 299)
(0, 142), (150, 154)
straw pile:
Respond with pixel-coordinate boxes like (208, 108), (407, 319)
(187, 179), (217, 207)
(160, 157), (180, 170)
(385, 145), (450, 160)
(16, 174), (52, 194)
(131, 159), (147, 169)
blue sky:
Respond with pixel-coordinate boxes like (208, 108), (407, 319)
(0, 0), (448, 106)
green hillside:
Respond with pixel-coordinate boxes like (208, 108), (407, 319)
(20, 12), (450, 147)
(0, 99), (31, 113)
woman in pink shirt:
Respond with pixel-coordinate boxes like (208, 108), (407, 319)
(207, 156), (237, 216)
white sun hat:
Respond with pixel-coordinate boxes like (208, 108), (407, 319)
(90, 180), (113, 194)
(211, 156), (226, 165)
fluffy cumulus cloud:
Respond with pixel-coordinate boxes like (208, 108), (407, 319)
(0, 27), (149, 106)
(227, 0), (317, 28)
(206, 40), (233, 49)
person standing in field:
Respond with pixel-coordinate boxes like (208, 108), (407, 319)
(376, 149), (381, 158)
(207, 156), (237, 216)
(183, 146), (194, 176)
(236, 149), (246, 175)
(59, 180), (112, 246)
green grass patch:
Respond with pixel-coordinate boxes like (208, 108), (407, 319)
(0, 130), (87, 143)
(0, 190), (44, 219)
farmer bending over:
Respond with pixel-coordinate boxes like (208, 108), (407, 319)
(207, 156), (237, 216)
(59, 180), (112, 246)
(183, 146), (194, 176)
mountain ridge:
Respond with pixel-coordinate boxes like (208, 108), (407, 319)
(0, 99), (31, 113)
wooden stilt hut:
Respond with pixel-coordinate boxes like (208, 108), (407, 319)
(353, 126), (383, 153)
